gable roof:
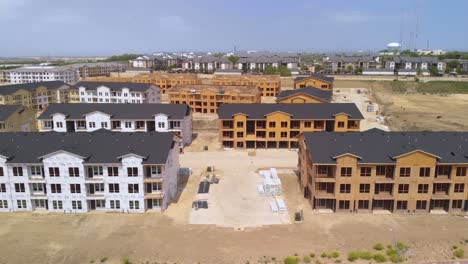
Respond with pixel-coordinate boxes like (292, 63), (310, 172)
(71, 81), (158, 92)
(0, 131), (175, 164)
(218, 103), (363, 120)
(294, 74), (334, 84)
(0, 81), (69, 95)
(0, 105), (23, 122)
(303, 129), (468, 164)
(38, 103), (191, 120)
(277, 86), (332, 102)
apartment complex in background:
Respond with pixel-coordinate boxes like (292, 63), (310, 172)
(0, 131), (179, 213)
(4, 66), (79, 84)
(86, 73), (201, 94)
(70, 82), (160, 104)
(0, 81), (71, 110)
(212, 74), (281, 97)
(182, 56), (233, 73)
(294, 74), (334, 90)
(298, 129), (468, 214)
(276, 86), (332, 103)
(38, 103), (192, 145)
(71, 62), (127, 79)
(385, 56), (446, 71)
(324, 56), (378, 74)
(167, 84), (261, 114)
(217, 103), (363, 149)
(0, 105), (37, 132)
(130, 54), (183, 69)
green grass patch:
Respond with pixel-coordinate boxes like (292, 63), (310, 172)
(416, 81), (468, 94)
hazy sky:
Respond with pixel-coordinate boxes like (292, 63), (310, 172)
(1, 0), (467, 56)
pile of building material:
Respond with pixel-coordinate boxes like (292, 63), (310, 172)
(269, 198), (286, 214)
(257, 168), (282, 196)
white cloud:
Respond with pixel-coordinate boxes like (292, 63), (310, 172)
(327, 11), (384, 24)
(158, 15), (189, 31)
(0, 0), (27, 20)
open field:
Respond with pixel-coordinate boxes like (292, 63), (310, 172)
(335, 80), (468, 131)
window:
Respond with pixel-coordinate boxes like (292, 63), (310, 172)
(419, 167), (431, 177)
(94, 183), (104, 192)
(52, 200), (63, 210)
(72, 201), (83, 210)
(268, 132), (275, 138)
(280, 132), (287, 138)
(416, 200), (427, 210)
(338, 200), (350, 209)
(157, 122), (165, 128)
(151, 166), (162, 175)
(340, 167), (352, 177)
(0, 184), (5, 192)
(399, 167), (411, 177)
(51, 184), (62, 193)
(268, 121), (276, 128)
(129, 200), (140, 210)
(101, 122), (108, 128)
(70, 184), (81, 193)
(44, 121), (53, 128)
(13, 166), (23, 176)
(340, 184), (351, 193)
(17, 200), (27, 209)
(89, 122), (96, 128)
(360, 167), (371, 177)
(49, 167), (60, 177)
(108, 167), (119, 176)
(304, 121), (312, 128)
(110, 200), (120, 209)
(236, 132), (244, 138)
(128, 184), (139, 193)
(125, 122), (132, 128)
(68, 167), (79, 177)
(30, 166), (42, 176)
(56, 122), (63, 128)
(95, 200), (106, 208)
(358, 200), (369, 209)
(150, 182), (162, 191)
(396, 201), (408, 210)
(127, 167), (138, 177)
(0, 167), (3, 176)
(92, 166), (103, 176)
(376, 166), (386, 176)
(236, 121), (244, 128)
(0, 200), (8, 209)
(359, 184), (370, 193)
(418, 184), (429, 193)
(456, 167), (467, 176)
(14, 183), (25, 193)
(452, 200), (463, 209)
(398, 184), (409, 194)
(109, 183), (120, 193)
(280, 121), (288, 128)
(77, 121), (86, 128)
(337, 121), (345, 128)
(31, 183), (43, 192)
(454, 183), (465, 193)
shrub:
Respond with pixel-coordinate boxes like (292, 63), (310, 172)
(122, 257), (131, 264)
(347, 252), (360, 262)
(309, 253), (315, 258)
(320, 253), (328, 258)
(373, 243), (384, 250)
(389, 254), (404, 263)
(396, 241), (407, 250)
(100, 257), (108, 263)
(331, 252), (340, 258)
(454, 249), (465, 258)
(302, 255), (312, 263)
(452, 245), (458, 249)
(283, 256), (300, 264)
(386, 248), (398, 256)
(315, 260), (323, 264)
(373, 253), (388, 263)
(335, 260), (341, 263)
(360, 251), (373, 260)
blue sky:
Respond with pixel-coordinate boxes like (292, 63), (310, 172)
(0, 0), (467, 56)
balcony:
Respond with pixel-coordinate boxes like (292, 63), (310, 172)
(144, 192), (164, 198)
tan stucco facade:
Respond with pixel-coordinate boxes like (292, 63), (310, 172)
(294, 76), (333, 90)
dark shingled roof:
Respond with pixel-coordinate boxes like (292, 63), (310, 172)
(218, 103), (363, 120)
(38, 103), (191, 120)
(303, 129), (468, 164)
(71, 81), (158, 92)
(0, 81), (69, 95)
(0, 105), (23, 121)
(294, 74), (334, 84)
(277, 86), (332, 102)
(0, 131), (175, 164)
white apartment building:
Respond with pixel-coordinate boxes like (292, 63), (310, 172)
(0, 131), (179, 213)
(38, 103), (193, 146)
(72, 82), (161, 104)
(5, 66), (79, 84)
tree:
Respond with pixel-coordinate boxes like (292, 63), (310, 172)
(346, 65), (354, 73)
(356, 67), (363, 75)
(228, 55), (240, 69)
(104, 53), (140, 62)
(315, 65), (324, 73)
(417, 68), (423, 76)
(278, 65), (291, 77)
(213, 53), (225, 58)
(300, 65), (309, 71)
(264, 65), (278, 75)
(429, 65), (439, 76)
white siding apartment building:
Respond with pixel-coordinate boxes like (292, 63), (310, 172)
(5, 66), (79, 84)
(0, 131), (179, 213)
(38, 103), (193, 146)
(72, 82), (161, 104)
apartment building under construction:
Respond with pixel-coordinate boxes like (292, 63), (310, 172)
(298, 129), (468, 214)
(212, 74), (281, 97)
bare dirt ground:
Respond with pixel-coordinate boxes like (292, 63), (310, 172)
(335, 80), (468, 131)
